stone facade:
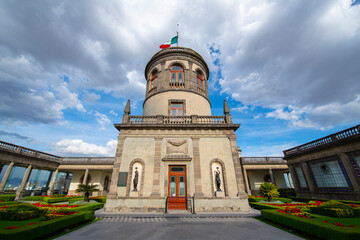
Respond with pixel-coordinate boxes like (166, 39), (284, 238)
(105, 47), (250, 213)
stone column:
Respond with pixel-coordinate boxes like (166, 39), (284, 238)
(288, 165), (300, 192)
(338, 153), (360, 191)
(82, 168), (89, 184)
(242, 166), (251, 194)
(192, 137), (204, 198)
(0, 162), (14, 191)
(269, 168), (276, 185)
(150, 137), (162, 198)
(64, 173), (70, 194)
(47, 168), (59, 195)
(301, 162), (315, 192)
(228, 135), (247, 198)
(108, 136), (125, 199)
(15, 165), (32, 200)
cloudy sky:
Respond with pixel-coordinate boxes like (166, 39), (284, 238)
(0, 0), (359, 157)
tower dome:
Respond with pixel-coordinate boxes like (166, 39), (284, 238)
(143, 47), (211, 116)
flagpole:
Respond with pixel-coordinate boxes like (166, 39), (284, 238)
(177, 24), (179, 47)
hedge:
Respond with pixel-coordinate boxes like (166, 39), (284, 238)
(261, 209), (360, 240)
(0, 211), (94, 240)
(248, 197), (292, 203)
(249, 202), (281, 210)
(90, 196), (107, 204)
(0, 194), (16, 202)
(60, 203), (104, 213)
(23, 196), (83, 203)
(278, 188), (295, 198)
(289, 196), (360, 205)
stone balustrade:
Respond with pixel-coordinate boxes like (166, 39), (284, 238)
(127, 115), (227, 125)
(241, 157), (286, 165)
(0, 140), (60, 162)
(284, 124), (360, 157)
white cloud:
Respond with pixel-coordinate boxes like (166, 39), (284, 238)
(83, 90), (101, 102)
(242, 143), (295, 157)
(94, 111), (111, 130)
(266, 95), (360, 129)
(232, 105), (249, 112)
(109, 110), (118, 116)
(56, 82), (85, 112)
(0, 0), (359, 131)
(54, 139), (117, 156)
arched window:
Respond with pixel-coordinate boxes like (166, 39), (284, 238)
(196, 71), (204, 90)
(170, 66), (184, 83)
(149, 70), (157, 90)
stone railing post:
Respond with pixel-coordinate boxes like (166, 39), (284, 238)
(157, 115), (164, 124)
(191, 115), (198, 124)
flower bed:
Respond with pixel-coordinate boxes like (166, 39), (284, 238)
(261, 209), (360, 240)
(0, 211), (94, 240)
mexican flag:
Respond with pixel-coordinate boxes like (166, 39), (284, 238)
(160, 36), (178, 49)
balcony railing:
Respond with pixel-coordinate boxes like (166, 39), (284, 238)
(284, 124), (360, 157)
(241, 157), (286, 164)
(0, 140), (60, 162)
(128, 115), (227, 125)
(169, 82), (185, 88)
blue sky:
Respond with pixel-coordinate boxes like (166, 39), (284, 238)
(0, 0), (359, 157)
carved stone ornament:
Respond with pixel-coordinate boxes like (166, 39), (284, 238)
(166, 140), (188, 155)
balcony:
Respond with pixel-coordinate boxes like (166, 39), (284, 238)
(0, 141), (60, 163)
(127, 115), (226, 125)
(284, 124), (360, 158)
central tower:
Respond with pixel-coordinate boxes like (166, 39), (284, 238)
(143, 47), (211, 116)
(105, 47), (250, 213)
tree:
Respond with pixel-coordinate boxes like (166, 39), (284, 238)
(75, 183), (99, 202)
(259, 182), (279, 202)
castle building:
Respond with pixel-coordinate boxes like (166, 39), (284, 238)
(104, 47), (250, 212)
(0, 47), (294, 210)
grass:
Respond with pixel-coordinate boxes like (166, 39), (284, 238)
(255, 216), (323, 240)
(309, 213), (360, 227)
(44, 218), (99, 240)
(0, 217), (45, 229)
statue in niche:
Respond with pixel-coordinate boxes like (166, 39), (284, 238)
(214, 167), (222, 191)
(132, 167), (139, 191)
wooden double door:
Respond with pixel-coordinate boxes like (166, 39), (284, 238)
(168, 165), (187, 210)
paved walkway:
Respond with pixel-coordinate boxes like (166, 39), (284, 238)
(56, 214), (303, 240)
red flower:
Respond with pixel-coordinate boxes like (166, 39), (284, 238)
(323, 221), (329, 224)
(348, 225), (357, 227)
(334, 222), (345, 227)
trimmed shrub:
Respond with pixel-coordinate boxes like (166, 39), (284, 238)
(90, 196), (107, 204)
(60, 203), (104, 213)
(278, 188), (295, 198)
(249, 202), (281, 210)
(0, 201), (21, 207)
(0, 203), (47, 221)
(261, 209), (360, 240)
(52, 194), (65, 198)
(310, 200), (359, 218)
(0, 211), (94, 240)
(277, 198), (292, 203)
(0, 194), (16, 202)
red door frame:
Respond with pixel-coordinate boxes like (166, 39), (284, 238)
(168, 165), (187, 210)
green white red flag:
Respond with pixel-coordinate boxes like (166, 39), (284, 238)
(160, 36), (178, 49)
